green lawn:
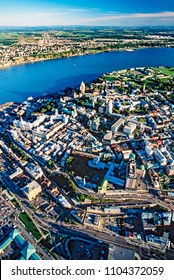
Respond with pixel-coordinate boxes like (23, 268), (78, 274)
(103, 75), (117, 82)
(19, 212), (42, 240)
(154, 67), (174, 76)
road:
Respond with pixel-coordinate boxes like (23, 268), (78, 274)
(0, 173), (46, 239)
(2, 132), (174, 260)
(2, 169), (174, 260)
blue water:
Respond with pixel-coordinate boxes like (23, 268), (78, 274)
(0, 48), (174, 104)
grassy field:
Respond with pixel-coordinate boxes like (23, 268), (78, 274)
(154, 67), (174, 76)
(103, 75), (117, 82)
(19, 212), (42, 240)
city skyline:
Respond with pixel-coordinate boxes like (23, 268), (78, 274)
(1, 0), (174, 26)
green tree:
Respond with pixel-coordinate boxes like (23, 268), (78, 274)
(48, 159), (53, 166)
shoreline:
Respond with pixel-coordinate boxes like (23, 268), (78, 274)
(0, 48), (132, 71)
(0, 64), (173, 107)
(0, 46), (172, 72)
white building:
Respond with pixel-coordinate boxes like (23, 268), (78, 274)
(123, 122), (136, 134)
(111, 118), (125, 133)
(13, 116), (46, 131)
(25, 163), (43, 180)
(57, 195), (72, 208)
(145, 141), (153, 156)
(154, 148), (167, 166)
(103, 131), (112, 141)
(80, 81), (85, 95)
(106, 99), (113, 115)
(9, 167), (23, 179)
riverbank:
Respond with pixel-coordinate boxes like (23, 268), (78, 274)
(0, 47), (134, 71)
(1, 45), (173, 72)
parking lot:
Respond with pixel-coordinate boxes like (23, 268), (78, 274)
(0, 194), (15, 226)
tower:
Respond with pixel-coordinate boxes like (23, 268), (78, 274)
(106, 99), (113, 115)
(72, 106), (77, 118)
(80, 81), (85, 95)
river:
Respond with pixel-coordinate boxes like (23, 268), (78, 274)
(0, 47), (174, 104)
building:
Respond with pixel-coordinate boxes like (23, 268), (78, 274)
(103, 206), (121, 214)
(122, 149), (133, 160)
(88, 157), (106, 170)
(32, 115), (68, 140)
(129, 119), (144, 129)
(103, 131), (112, 142)
(154, 148), (167, 166)
(25, 163), (43, 180)
(145, 142), (153, 156)
(123, 122), (136, 134)
(166, 165), (174, 176)
(84, 213), (100, 228)
(125, 155), (136, 190)
(9, 167), (23, 179)
(128, 162), (136, 178)
(21, 180), (42, 201)
(106, 99), (113, 115)
(111, 118), (125, 133)
(57, 195), (72, 208)
(88, 117), (100, 131)
(13, 116), (46, 131)
(0, 229), (41, 260)
(108, 244), (135, 260)
(80, 81), (85, 95)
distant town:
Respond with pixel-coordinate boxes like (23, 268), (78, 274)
(0, 66), (174, 260)
(0, 26), (174, 70)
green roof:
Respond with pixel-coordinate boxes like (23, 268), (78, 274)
(62, 108), (72, 115)
(30, 252), (41, 260)
(17, 255), (25, 260)
(0, 229), (20, 254)
(21, 243), (36, 260)
(129, 153), (136, 160)
(0, 229), (39, 259)
(14, 234), (26, 249)
(140, 165), (145, 171)
(9, 228), (20, 239)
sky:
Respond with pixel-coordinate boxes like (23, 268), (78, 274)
(0, 0), (174, 26)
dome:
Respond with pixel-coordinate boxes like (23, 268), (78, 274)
(140, 165), (145, 171)
(129, 153), (135, 160)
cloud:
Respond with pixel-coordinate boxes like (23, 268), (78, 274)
(77, 11), (174, 23)
(67, 8), (90, 12)
(35, 12), (66, 17)
(33, 8), (92, 18)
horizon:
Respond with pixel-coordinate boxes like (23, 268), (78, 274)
(0, 0), (174, 27)
(0, 25), (174, 29)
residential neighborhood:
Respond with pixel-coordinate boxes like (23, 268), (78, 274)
(0, 66), (174, 260)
